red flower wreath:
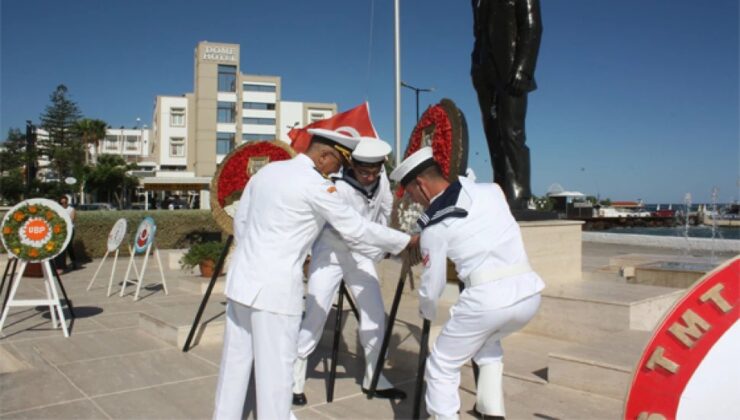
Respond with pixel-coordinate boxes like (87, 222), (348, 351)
(396, 105), (453, 197)
(216, 142), (293, 207)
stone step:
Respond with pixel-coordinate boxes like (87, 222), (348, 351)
(609, 253), (713, 278)
(548, 329), (651, 400)
(524, 280), (683, 343)
(498, 377), (623, 420)
(500, 332), (576, 385)
(178, 274), (225, 295)
(631, 260), (717, 288)
(138, 295), (227, 348)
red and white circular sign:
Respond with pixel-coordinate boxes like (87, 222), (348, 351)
(624, 256), (739, 419)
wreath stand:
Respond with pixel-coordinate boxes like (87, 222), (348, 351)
(182, 235), (233, 352)
(357, 256), (432, 420)
(0, 256), (75, 337)
(120, 241), (167, 301)
(326, 280), (360, 402)
(87, 245), (140, 297)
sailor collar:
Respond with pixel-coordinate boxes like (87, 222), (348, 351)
(417, 180), (469, 230)
(332, 169), (380, 199)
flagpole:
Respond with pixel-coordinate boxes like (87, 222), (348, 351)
(394, 0), (401, 166)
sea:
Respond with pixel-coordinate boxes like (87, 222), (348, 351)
(602, 203), (739, 240)
(603, 225), (739, 241)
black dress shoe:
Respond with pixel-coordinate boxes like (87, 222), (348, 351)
(361, 387), (407, 400)
(472, 405), (504, 420)
(292, 393), (307, 406)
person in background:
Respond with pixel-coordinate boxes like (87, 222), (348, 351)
(390, 147), (544, 420)
(54, 195), (78, 272)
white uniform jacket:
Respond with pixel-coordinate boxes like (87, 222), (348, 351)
(312, 168), (393, 263)
(418, 176), (545, 320)
(226, 154), (410, 316)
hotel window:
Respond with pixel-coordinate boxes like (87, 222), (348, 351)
(217, 132), (235, 155)
(105, 135), (118, 150)
(309, 112), (328, 123)
(242, 83), (276, 92)
(242, 102), (276, 110)
(242, 133), (274, 141)
(218, 65), (237, 92)
(217, 102), (236, 123)
(170, 137), (185, 157)
(170, 108), (185, 126)
(125, 135), (139, 151)
(242, 117), (275, 125)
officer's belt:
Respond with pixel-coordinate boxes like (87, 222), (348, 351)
(463, 262), (532, 288)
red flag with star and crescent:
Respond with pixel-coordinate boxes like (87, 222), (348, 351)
(288, 102), (379, 153)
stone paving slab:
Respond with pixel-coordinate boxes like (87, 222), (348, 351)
(1, 399), (108, 420)
(58, 348), (218, 397)
(92, 376), (219, 419)
(10, 327), (170, 365)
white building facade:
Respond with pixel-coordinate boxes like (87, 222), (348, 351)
(145, 41), (336, 209)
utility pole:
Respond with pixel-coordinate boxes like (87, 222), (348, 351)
(401, 82), (435, 122)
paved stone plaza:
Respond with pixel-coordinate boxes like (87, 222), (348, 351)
(0, 242), (734, 419)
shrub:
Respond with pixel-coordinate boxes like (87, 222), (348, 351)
(72, 210), (223, 260)
(180, 240), (227, 269)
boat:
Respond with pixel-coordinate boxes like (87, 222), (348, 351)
(702, 203), (740, 227)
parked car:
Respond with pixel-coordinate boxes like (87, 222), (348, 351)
(77, 203), (115, 211)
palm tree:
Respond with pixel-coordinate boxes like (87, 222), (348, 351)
(74, 118), (107, 164)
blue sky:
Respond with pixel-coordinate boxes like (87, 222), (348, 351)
(1, 0), (738, 203)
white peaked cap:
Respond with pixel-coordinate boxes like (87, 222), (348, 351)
(352, 137), (392, 163)
(307, 128), (361, 155)
(389, 146), (436, 185)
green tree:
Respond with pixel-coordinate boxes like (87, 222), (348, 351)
(74, 118), (107, 164)
(0, 128), (34, 203)
(0, 128), (27, 171)
(86, 154), (139, 207)
(39, 84), (83, 184)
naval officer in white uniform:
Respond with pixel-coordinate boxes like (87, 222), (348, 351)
(390, 147), (544, 420)
(292, 137), (406, 405)
(213, 129), (415, 420)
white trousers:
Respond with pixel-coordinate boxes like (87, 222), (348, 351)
(214, 300), (300, 420)
(425, 293), (541, 418)
(295, 250), (392, 390)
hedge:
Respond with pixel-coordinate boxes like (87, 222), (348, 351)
(1, 209), (224, 260)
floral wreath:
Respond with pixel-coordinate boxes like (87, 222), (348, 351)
(395, 98), (467, 198)
(391, 99), (468, 233)
(1, 199), (70, 261)
(210, 140), (296, 234)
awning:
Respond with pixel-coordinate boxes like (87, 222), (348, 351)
(141, 176), (211, 191)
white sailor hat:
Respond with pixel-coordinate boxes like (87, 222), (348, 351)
(352, 137), (392, 164)
(389, 146), (436, 186)
(308, 128), (361, 162)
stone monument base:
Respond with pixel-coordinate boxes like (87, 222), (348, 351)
(440, 219), (583, 302)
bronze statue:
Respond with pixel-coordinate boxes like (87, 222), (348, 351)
(471, 0), (542, 210)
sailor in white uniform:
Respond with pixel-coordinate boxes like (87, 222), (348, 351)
(292, 137), (406, 405)
(213, 129), (415, 420)
(390, 147), (545, 420)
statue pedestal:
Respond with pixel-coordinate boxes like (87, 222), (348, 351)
(439, 219), (583, 303)
(519, 220), (583, 287)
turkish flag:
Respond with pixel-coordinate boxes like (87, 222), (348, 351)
(288, 102), (379, 153)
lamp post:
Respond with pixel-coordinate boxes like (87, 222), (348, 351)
(401, 82), (434, 122)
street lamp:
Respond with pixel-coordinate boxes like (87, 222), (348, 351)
(401, 82), (434, 122)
